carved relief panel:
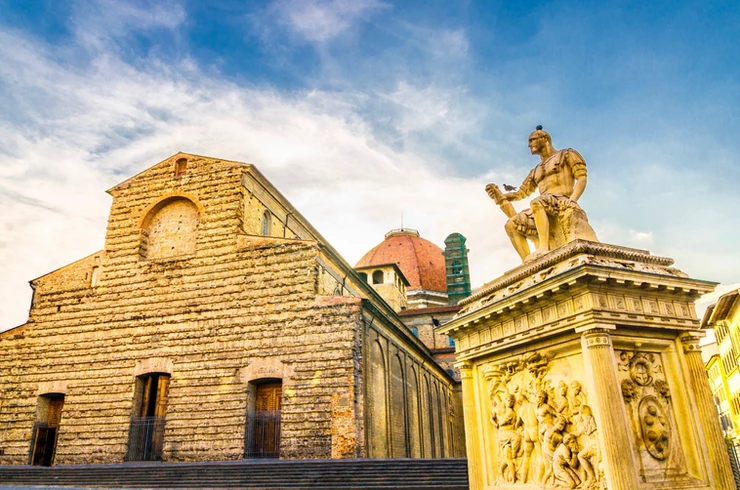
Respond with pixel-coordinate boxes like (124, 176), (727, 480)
(617, 350), (689, 483)
(481, 352), (601, 489)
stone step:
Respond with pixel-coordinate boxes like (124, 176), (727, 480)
(0, 458), (469, 489)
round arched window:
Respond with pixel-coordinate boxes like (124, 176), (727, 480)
(372, 270), (384, 284)
(141, 197), (199, 259)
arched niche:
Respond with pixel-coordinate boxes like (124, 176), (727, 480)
(140, 196), (200, 259)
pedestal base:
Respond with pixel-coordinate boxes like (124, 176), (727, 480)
(440, 241), (734, 490)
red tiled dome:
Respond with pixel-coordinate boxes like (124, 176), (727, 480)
(355, 229), (446, 292)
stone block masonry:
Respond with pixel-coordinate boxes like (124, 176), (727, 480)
(0, 153), (460, 466)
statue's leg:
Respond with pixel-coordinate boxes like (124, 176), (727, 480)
(505, 219), (531, 262)
(531, 199), (550, 255)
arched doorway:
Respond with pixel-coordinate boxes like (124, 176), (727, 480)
(245, 379), (282, 458)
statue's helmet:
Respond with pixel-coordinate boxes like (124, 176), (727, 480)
(528, 125), (551, 143)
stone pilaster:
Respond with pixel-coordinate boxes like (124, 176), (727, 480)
(582, 328), (639, 490)
(457, 362), (483, 490)
(680, 332), (735, 489)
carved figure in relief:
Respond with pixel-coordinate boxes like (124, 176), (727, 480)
(485, 126), (598, 262)
(491, 393), (524, 483)
(517, 388), (542, 483)
(485, 354), (601, 488)
(553, 381), (571, 418)
(630, 356), (653, 386)
(541, 416), (567, 487)
(536, 390), (558, 441)
(621, 378), (638, 403)
(552, 434), (581, 489)
(567, 381), (587, 423)
(653, 379), (671, 401)
(575, 405), (599, 488)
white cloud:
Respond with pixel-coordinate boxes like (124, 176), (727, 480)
(266, 0), (387, 43)
(628, 229), (653, 243)
(1, 8), (738, 335)
(70, 0), (186, 50)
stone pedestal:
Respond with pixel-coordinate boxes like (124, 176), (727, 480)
(439, 240), (734, 490)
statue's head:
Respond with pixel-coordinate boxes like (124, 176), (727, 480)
(536, 389), (548, 404)
(528, 125), (552, 155)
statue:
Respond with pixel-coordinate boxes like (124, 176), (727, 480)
(486, 126), (599, 262)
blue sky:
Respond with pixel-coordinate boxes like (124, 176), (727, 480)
(0, 0), (738, 330)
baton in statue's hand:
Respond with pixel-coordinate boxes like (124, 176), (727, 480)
(485, 183), (516, 218)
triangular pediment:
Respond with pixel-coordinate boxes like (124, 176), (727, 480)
(106, 152), (251, 196)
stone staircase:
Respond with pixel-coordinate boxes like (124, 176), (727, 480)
(0, 458), (469, 489)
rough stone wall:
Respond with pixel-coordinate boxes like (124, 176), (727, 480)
(364, 314), (463, 459)
(0, 155), (363, 464)
(0, 153), (460, 466)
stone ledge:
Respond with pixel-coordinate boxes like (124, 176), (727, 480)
(459, 240), (678, 309)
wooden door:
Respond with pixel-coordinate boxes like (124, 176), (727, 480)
(252, 382), (282, 458)
(256, 382), (282, 412)
(48, 398), (64, 428)
(151, 375), (169, 455)
(139, 376), (153, 417)
(154, 376), (170, 418)
(31, 428), (50, 466)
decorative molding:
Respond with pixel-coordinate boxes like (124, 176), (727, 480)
(459, 240), (679, 309)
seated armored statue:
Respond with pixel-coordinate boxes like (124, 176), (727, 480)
(486, 126), (598, 262)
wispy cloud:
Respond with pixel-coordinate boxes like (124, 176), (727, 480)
(70, 0), (186, 50)
(265, 0), (388, 44)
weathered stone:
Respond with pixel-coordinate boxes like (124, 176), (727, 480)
(0, 153), (462, 465)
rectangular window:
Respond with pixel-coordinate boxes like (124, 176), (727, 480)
(90, 266), (100, 287)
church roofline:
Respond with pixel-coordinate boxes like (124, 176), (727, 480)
(106, 152), (252, 195)
(29, 249), (105, 285)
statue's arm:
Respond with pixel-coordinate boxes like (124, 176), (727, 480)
(566, 149), (587, 202)
(505, 169), (537, 201)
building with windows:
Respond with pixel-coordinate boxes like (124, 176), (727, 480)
(0, 153), (464, 466)
(703, 289), (740, 440)
(706, 354), (735, 437)
(353, 229), (472, 381)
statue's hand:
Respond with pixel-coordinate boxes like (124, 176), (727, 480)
(486, 183), (506, 204)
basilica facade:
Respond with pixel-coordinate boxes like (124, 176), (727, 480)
(0, 153), (464, 465)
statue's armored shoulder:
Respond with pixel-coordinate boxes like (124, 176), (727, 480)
(563, 148), (587, 178)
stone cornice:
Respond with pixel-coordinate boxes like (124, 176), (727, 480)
(438, 244), (716, 353)
(460, 240), (677, 309)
